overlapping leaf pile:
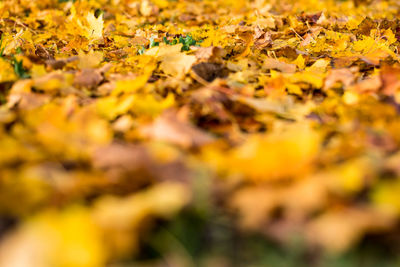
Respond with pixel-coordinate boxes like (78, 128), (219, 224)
(1, 0), (400, 266)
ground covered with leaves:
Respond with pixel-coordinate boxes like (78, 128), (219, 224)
(1, 0), (400, 266)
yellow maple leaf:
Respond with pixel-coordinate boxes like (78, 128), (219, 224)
(0, 58), (17, 83)
(146, 44), (196, 77)
(230, 123), (320, 181)
(86, 12), (103, 41)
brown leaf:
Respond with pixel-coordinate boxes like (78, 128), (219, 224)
(324, 68), (356, 90)
(298, 12), (322, 25)
(253, 27), (272, 49)
(380, 66), (400, 96)
(273, 46), (298, 60)
(73, 64), (111, 89)
(93, 143), (151, 171)
(141, 109), (215, 148)
(46, 56), (79, 70)
(353, 75), (382, 93)
(192, 62), (228, 82)
(195, 46), (226, 63)
(306, 207), (394, 253)
(74, 69), (103, 89)
(35, 44), (54, 61)
(355, 17), (377, 36)
(332, 57), (358, 68)
(263, 58), (296, 73)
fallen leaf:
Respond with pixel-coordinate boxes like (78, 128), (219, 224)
(141, 109), (215, 148)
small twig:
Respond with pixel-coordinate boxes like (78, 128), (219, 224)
(290, 27), (305, 41)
